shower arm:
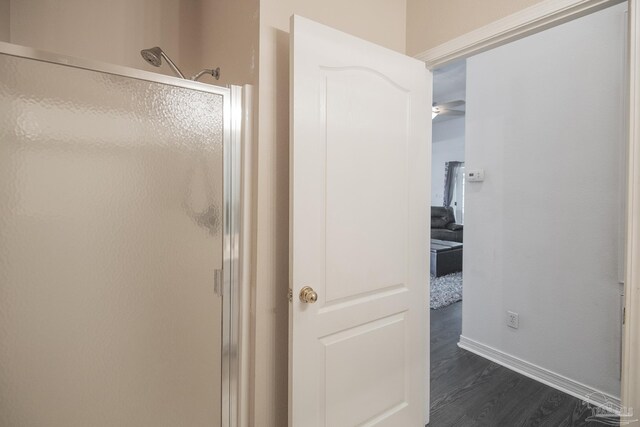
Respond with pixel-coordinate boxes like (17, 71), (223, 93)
(191, 68), (221, 81)
(159, 51), (186, 79)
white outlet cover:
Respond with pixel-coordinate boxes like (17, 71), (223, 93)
(507, 311), (519, 329)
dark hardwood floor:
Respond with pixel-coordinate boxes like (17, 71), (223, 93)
(429, 302), (616, 426)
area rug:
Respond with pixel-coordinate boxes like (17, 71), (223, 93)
(430, 272), (463, 310)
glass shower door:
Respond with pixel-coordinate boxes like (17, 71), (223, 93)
(0, 50), (225, 426)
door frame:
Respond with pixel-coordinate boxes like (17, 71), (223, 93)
(414, 0), (640, 420)
(0, 41), (244, 427)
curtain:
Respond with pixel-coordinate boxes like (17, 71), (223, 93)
(443, 161), (463, 207)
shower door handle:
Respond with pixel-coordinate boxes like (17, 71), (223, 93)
(214, 269), (223, 297)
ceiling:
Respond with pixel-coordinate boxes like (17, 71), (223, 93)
(433, 59), (466, 123)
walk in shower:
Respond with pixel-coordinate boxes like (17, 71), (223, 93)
(0, 42), (241, 427)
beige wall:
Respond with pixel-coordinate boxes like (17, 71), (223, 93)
(406, 0), (545, 56)
(0, 0), (9, 41)
(6, 0), (202, 77)
(261, 0), (407, 52)
(200, 0), (259, 86)
(253, 1), (406, 425)
(5, 0), (257, 86)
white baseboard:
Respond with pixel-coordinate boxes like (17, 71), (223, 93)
(458, 335), (621, 412)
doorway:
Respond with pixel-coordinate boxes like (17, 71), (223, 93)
(429, 61), (466, 312)
(428, 2), (628, 424)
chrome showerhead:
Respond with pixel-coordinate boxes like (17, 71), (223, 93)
(140, 46), (185, 79)
(140, 46), (220, 82)
(140, 47), (163, 67)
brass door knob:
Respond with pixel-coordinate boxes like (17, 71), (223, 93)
(299, 286), (318, 303)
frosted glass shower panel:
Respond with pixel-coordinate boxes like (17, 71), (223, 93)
(0, 53), (224, 426)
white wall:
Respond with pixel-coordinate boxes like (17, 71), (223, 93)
(463, 2), (627, 397)
(432, 117), (465, 206)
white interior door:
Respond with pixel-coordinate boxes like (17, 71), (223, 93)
(289, 16), (432, 426)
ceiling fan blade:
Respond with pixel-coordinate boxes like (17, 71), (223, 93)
(440, 109), (465, 117)
(435, 100), (465, 109)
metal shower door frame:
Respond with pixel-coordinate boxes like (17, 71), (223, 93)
(0, 41), (241, 427)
